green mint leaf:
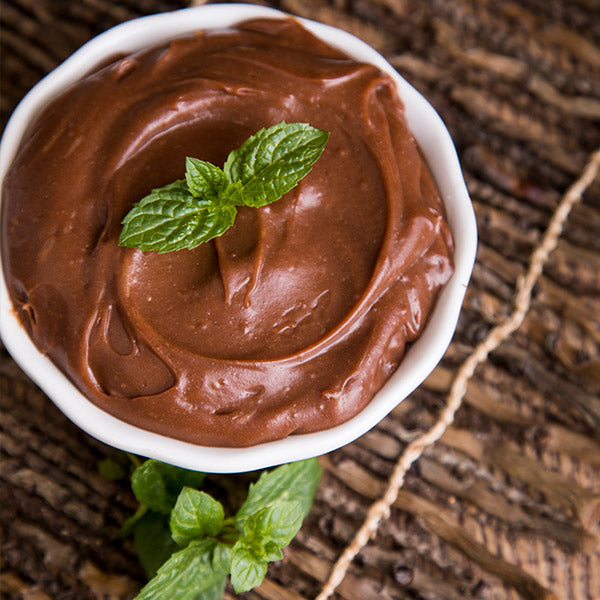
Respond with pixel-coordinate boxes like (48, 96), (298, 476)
(195, 577), (227, 600)
(262, 541), (284, 562)
(97, 457), (126, 481)
(230, 541), (268, 594)
(224, 121), (329, 207)
(185, 158), (228, 201)
(243, 500), (304, 548)
(134, 539), (224, 600)
(235, 458), (322, 527)
(170, 487), (225, 547)
(221, 180), (244, 206)
(118, 180), (236, 253)
(133, 512), (179, 578)
(212, 542), (232, 573)
(131, 460), (205, 515)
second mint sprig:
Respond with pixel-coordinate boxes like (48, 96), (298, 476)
(118, 121), (329, 253)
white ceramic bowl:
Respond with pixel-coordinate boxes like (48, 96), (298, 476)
(0, 4), (477, 473)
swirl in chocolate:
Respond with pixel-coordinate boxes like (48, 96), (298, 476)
(2, 18), (454, 446)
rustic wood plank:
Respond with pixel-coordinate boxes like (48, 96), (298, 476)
(1, 1), (599, 599)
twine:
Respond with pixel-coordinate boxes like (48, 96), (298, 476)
(315, 148), (600, 600)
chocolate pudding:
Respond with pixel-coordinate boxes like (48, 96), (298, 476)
(1, 18), (454, 446)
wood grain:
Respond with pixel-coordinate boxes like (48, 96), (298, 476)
(1, 1), (599, 599)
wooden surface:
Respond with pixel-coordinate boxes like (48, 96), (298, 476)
(2, 1), (600, 599)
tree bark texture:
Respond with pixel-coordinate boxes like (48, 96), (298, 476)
(1, 1), (599, 599)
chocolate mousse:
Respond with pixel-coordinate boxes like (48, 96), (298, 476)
(1, 18), (454, 446)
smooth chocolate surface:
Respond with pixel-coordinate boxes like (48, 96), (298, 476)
(2, 18), (454, 446)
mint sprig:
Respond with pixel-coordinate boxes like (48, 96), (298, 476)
(120, 458), (321, 600)
(170, 488), (224, 546)
(131, 459), (205, 515)
(118, 122), (329, 253)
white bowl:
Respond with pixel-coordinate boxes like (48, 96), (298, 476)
(0, 4), (477, 473)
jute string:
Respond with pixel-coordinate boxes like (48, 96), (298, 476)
(315, 148), (600, 600)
